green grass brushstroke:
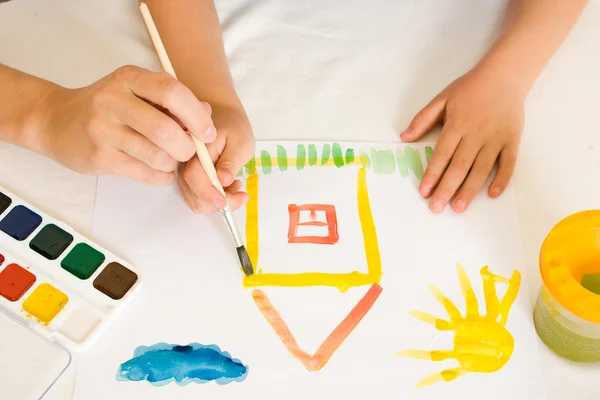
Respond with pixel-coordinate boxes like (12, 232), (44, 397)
(369, 148), (396, 174)
(260, 150), (272, 174)
(332, 143), (344, 167)
(321, 144), (331, 166)
(277, 145), (288, 171)
(296, 145), (306, 170)
(404, 147), (424, 179)
(245, 157), (256, 175)
(345, 148), (355, 164)
(308, 144), (318, 166)
(425, 146), (433, 164)
(396, 149), (409, 177)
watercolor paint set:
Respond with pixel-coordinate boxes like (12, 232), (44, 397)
(0, 185), (142, 399)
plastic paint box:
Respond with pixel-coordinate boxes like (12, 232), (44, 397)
(0, 186), (142, 398)
(534, 210), (600, 362)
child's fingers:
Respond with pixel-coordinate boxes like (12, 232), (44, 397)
(401, 95), (446, 142)
(428, 140), (480, 213)
(216, 136), (255, 188)
(223, 180), (249, 211)
(225, 179), (244, 194)
(183, 156), (226, 210)
(107, 150), (174, 186)
(176, 171), (196, 211)
(176, 162), (223, 214)
(224, 192), (250, 211)
(489, 145), (518, 197)
(124, 67), (216, 144)
(418, 126), (461, 198)
(451, 146), (500, 213)
(105, 125), (178, 173)
(116, 95), (196, 163)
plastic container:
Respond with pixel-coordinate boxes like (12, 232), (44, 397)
(0, 304), (71, 399)
(534, 210), (600, 362)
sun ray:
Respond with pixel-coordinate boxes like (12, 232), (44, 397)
(394, 349), (455, 362)
(427, 284), (462, 322)
(497, 270), (521, 326)
(414, 367), (468, 388)
(394, 350), (432, 360)
(481, 266), (500, 321)
(409, 310), (454, 330)
(456, 263), (479, 318)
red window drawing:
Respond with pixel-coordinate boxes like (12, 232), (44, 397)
(287, 204), (339, 245)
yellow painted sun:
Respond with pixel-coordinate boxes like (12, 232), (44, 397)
(395, 263), (521, 388)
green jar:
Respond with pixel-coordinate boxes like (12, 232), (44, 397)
(535, 210), (600, 362)
(534, 287), (600, 362)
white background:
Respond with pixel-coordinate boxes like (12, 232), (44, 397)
(1, 0), (600, 399)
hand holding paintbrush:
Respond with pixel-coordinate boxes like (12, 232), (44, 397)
(139, 2), (254, 277)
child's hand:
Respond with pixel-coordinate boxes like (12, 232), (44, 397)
(401, 69), (525, 213)
(176, 105), (255, 213)
(41, 65), (215, 185)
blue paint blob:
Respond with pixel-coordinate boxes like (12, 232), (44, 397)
(116, 342), (248, 386)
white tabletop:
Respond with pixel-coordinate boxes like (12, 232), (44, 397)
(1, 0), (600, 399)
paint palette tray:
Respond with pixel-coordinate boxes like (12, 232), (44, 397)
(0, 185), (142, 398)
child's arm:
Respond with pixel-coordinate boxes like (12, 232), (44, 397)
(0, 64), (56, 155)
(401, 0), (589, 214)
(142, 0), (255, 213)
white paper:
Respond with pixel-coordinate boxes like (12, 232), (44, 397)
(75, 141), (545, 400)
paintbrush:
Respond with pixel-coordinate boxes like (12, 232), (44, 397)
(139, 2), (254, 277)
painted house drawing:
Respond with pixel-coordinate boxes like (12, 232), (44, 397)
(239, 142), (429, 371)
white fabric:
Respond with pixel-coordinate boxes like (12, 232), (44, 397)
(1, 0), (600, 398)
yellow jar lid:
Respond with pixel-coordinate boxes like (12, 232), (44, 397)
(540, 210), (600, 324)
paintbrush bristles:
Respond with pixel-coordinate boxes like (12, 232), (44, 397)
(237, 246), (254, 277)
